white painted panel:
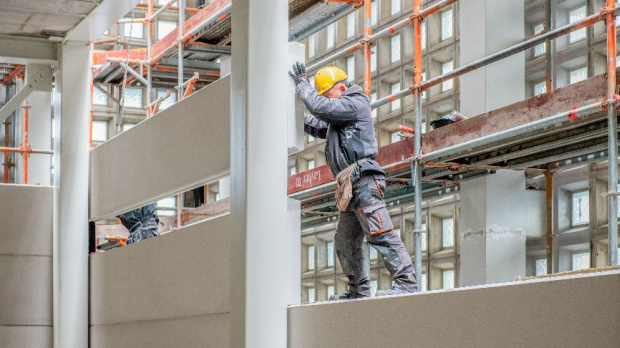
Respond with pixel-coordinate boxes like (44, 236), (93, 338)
(0, 185), (52, 256)
(0, 255), (52, 326)
(90, 215), (230, 325)
(90, 313), (229, 348)
(288, 42), (305, 154)
(0, 326), (52, 348)
(89, 76), (230, 221)
(289, 271), (620, 347)
(287, 198), (301, 305)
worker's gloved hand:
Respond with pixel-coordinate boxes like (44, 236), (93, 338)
(289, 62), (308, 85)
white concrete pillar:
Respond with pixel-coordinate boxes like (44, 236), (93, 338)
(459, 171), (545, 286)
(459, 0), (525, 116)
(54, 42), (90, 348)
(229, 0), (288, 347)
(219, 175), (230, 199)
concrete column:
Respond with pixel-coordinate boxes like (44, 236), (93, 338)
(230, 0), (288, 347)
(459, 0), (525, 116)
(54, 42), (90, 348)
(459, 171), (545, 286)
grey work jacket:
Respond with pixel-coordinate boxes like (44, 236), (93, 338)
(297, 81), (384, 178)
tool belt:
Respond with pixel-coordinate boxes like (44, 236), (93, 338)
(335, 158), (368, 212)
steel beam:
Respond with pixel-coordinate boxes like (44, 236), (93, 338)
(160, 58), (220, 70)
(0, 66), (53, 122)
(118, 62), (149, 86)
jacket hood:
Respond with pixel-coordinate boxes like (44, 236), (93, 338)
(343, 85), (368, 100)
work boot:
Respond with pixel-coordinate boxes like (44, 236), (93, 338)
(328, 291), (366, 301)
(375, 286), (416, 297)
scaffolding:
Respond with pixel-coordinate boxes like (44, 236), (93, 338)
(292, 0), (620, 285)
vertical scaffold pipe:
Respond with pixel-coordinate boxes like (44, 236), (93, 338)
(413, 0), (423, 291)
(178, 0), (185, 98)
(147, 0), (153, 117)
(363, 0), (372, 96)
(606, 0), (618, 266)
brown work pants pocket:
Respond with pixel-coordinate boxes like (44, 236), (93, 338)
(358, 203), (394, 235)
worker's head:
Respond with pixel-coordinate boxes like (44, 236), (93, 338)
(314, 66), (348, 99)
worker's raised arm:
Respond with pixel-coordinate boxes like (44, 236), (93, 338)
(304, 114), (328, 139)
(296, 82), (359, 125)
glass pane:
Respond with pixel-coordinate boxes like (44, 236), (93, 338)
(421, 223), (427, 251)
(370, 280), (378, 297)
(391, 0), (400, 15)
(327, 285), (335, 298)
(534, 81), (546, 96)
(534, 24), (546, 56)
(347, 56), (355, 81)
(442, 269), (454, 289)
(569, 67), (587, 84)
(307, 287), (315, 303)
(391, 131), (400, 143)
(421, 22), (427, 49)
(289, 166), (297, 176)
(421, 273), (428, 291)
(157, 90), (177, 110)
(391, 83), (401, 111)
(370, 245), (378, 259)
(569, 7), (586, 43)
(347, 12), (356, 38)
(92, 121), (108, 142)
(309, 34), (316, 58)
(535, 258), (547, 276)
(308, 245), (315, 270)
(441, 10), (453, 41)
(157, 197), (176, 217)
(326, 241), (334, 267)
(308, 160), (315, 170)
(158, 21), (177, 40)
(93, 86), (108, 106)
(123, 23), (143, 38)
(441, 61), (454, 92)
(422, 72), (427, 99)
(326, 23), (335, 49)
(370, 1), (378, 26)
(123, 123), (136, 132)
(572, 252), (590, 271)
(571, 191), (589, 225)
(371, 92), (377, 118)
(123, 88), (143, 108)
(370, 45), (377, 72)
(391, 35), (401, 63)
(442, 218), (454, 248)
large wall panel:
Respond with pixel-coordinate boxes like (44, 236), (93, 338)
(89, 76), (231, 221)
(289, 271), (620, 347)
(0, 185), (52, 256)
(0, 185), (53, 347)
(90, 215), (230, 326)
(90, 313), (229, 348)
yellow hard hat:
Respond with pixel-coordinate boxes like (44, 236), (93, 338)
(314, 66), (348, 95)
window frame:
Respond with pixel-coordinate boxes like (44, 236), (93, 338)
(570, 189), (590, 227)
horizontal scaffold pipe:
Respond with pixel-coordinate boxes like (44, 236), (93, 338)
(421, 101), (606, 163)
(306, 0), (459, 74)
(371, 7), (611, 109)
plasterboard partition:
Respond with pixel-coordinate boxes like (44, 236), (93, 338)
(89, 215), (230, 347)
(89, 76), (231, 221)
(288, 271), (620, 347)
(0, 185), (53, 347)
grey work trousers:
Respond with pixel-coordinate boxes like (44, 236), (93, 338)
(335, 174), (417, 296)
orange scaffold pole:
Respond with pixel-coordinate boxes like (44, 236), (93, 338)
(362, 0), (372, 97)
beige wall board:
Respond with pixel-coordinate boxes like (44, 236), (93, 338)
(0, 185), (52, 256)
(89, 76), (231, 221)
(0, 255), (52, 325)
(90, 313), (229, 348)
(0, 326), (52, 348)
(90, 215), (230, 325)
(288, 271), (620, 348)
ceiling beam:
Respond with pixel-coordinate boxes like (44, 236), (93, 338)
(66, 0), (143, 43)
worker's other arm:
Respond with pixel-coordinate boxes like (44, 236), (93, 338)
(296, 81), (359, 125)
(304, 114), (328, 139)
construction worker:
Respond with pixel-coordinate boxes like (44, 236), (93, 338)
(117, 203), (160, 244)
(290, 63), (417, 299)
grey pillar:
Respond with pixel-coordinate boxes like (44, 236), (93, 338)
(229, 0), (289, 347)
(54, 42), (90, 348)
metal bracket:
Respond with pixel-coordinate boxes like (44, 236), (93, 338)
(0, 66), (54, 122)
